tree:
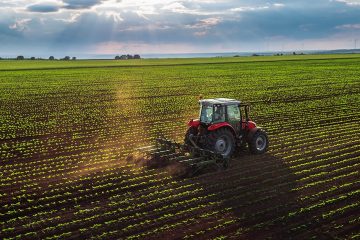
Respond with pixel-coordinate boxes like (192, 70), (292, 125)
(30, 57), (36, 60)
(63, 56), (70, 60)
(134, 54), (141, 59)
(127, 54), (133, 59)
(115, 55), (120, 60)
(49, 56), (55, 60)
(72, 57), (76, 60)
(17, 56), (25, 60)
(120, 55), (128, 60)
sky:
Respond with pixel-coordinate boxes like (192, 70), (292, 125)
(0, 0), (360, 57)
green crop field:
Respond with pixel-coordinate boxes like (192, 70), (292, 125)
(1, 55), (360, 239)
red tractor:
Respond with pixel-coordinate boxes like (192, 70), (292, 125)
(185, 98), (268, 158)
(143, 98), (269, 175)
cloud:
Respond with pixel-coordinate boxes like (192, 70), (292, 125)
(8, 18), (32, 31)
(273, 3), (285, 7)
(185, 17), (222, 29)
(336, 0), (360, 5)
(230, 6), (269, 12)
(336, 23), (360, 29)
(62, 0), (105, 9)
(230, 2), (284, 12)
(1, 0), (360, 56)
(27, 2), (61, 12)
(160, 1), (227, 15)
(161, 2), (207, 15)
(184, 17), (222, 37)
(24, 0), (116, 13)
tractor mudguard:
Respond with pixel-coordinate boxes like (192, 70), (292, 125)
(242, 120), (257, 130)
(187, 119), (200, 128)
(208, 122), (236, 136)
(247, 121), (257, 130)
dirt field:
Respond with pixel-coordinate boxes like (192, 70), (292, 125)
(1, 55), (359, 239)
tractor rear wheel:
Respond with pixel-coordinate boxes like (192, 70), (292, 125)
(206, 128), (235, 158)
(249, 129), (268, 154)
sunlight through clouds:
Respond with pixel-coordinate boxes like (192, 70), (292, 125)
(0, 0), (360, 56)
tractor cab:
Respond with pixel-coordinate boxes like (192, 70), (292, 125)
(186, 98), (268, 158)
(198, 98), (253, 133)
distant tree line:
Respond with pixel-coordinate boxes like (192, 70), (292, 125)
(60, 56), (77, 61)
(0, 55), (142, 61)
(114, 54), (141, 60)
(273, 52), (305, 56)
(232, 52), (307, 58)
(0, 56), (78, 60)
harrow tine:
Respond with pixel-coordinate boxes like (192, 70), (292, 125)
(178, 157), (205, 164)
(156, 138), (183, 150)
(161, 152), (183, 159)
(168, 155), (189, 162)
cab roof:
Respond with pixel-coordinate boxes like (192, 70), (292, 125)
(199, 98), (241, 105)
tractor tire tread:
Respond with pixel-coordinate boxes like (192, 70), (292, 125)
(249, 129), (269, 154)
(205, 128), (235, 158)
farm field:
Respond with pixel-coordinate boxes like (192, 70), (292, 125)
(0, 55), (360, 239)
(1, 54), (360, 70)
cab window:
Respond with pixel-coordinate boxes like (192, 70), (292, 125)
(200, 105), (213, 123)
(227, 105), (241, 121)
(213, 105), (225, 123)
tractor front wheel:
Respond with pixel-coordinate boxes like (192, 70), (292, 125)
(206, 128), (235, 158)
(249, 129), (269, 154)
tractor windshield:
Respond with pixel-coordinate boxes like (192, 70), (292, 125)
(200, 104), (213, 124)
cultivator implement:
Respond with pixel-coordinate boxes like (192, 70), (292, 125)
(137, 138), (229, 177)
(129, 98), (268, 177)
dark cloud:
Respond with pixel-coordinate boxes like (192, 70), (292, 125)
(27, 3), (60, 13)
(25, 0), (107, 12)
(62, 0), (104, 9)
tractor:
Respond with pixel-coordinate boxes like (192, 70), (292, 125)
(140, 98), (269, 176)
(185, 98), (268, 158)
